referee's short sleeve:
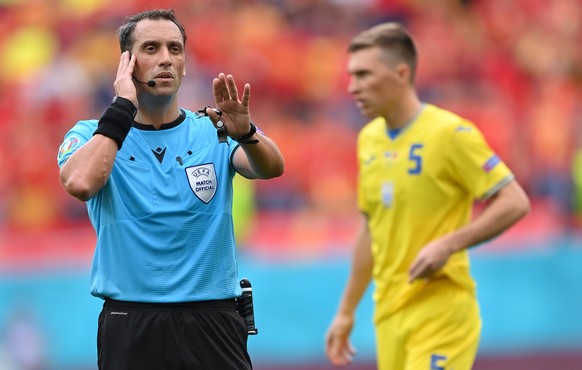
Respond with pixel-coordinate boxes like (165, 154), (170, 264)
(57, 120), (97, 167)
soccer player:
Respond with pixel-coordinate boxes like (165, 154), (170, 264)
(325, 22), (530, 370)
(57, 9), (283, 370)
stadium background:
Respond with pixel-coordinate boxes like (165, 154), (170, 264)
(1, 0), (582, 369)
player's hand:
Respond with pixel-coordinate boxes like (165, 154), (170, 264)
(113, 51), (138, 108)
(408, 238), (453, 283)
(325, 313), (357, 366)
(207, 73), (252, 137)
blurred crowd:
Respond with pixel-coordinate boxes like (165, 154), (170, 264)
(0, 0), (581, 233)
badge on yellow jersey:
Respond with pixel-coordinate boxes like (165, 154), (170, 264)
(381, 181), (394, 208)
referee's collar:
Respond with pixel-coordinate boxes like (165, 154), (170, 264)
(133, 109), (186, 130)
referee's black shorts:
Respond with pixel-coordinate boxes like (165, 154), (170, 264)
(97, 298), (252, 370)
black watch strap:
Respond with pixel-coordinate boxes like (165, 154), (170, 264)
(233, 122), (259, 144)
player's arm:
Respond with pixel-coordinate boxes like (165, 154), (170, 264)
(409, 179), (530, 282)
(450, 179), (530, 250)
(60, 51), (138, 202)
(325, 214), (373, 366)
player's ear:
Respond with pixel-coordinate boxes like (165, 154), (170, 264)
(396, 63), (410, 84)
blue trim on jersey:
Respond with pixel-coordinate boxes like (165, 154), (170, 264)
(384, 103), (426, 140)
(386, 127), (404, 140)
(58, 109), (242, 303)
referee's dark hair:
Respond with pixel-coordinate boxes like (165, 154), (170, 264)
(348, 22), (418, 84)
(117, 9), (187, 53)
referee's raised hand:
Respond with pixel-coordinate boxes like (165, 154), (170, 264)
(208, 73), (252, 139)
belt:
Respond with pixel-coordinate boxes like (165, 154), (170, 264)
(103, 298), (236, 310)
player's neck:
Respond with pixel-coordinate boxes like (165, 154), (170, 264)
(383, 97), (422, 130)
(135, 99), (182, 129)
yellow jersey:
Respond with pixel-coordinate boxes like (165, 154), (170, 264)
(357, 104), (513, 323)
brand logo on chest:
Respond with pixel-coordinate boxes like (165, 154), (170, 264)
(186, 163), (217, 203)
(151, 147), (167, 164)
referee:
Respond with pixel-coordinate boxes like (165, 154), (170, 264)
(57, 9), (284, 370)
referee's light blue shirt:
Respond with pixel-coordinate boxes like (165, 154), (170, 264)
(57, 109), (242, 302)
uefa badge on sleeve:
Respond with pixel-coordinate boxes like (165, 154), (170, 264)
(58, 136), (81, 162)
(186, 163), (217, 203)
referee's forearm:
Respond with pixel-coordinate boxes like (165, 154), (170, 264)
(237, 134), (284, 179)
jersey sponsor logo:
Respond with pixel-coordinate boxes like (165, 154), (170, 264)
(482, 154), (500, 172)
(186, 163), (217, 203)
(58, 136), (81, 161)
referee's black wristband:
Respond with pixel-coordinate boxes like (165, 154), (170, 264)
(93, 97), (137, 149)
(233, 122), (259, 144)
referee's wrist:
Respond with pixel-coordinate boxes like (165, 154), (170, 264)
(93, 96), (137, 149)
(233, 122), (259, 144)
(112, 96), (138, 116)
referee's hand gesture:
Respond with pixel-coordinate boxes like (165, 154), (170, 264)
(207, 73), (252, 139)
